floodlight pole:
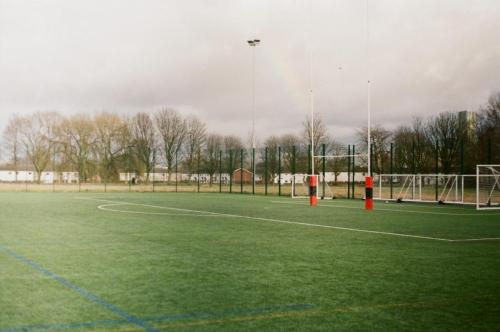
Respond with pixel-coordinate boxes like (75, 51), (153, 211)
(247, 38), (260, 194)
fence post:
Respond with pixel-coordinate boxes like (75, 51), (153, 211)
(252, 147), (255, 195)
(127, 148), (132, 192)
(352, 145), (356, 199)
(229, 150), (233, 193)
(104, 146), (107, 193)
(175, 151), (178, 192)
(308, 144), (311, 174)
(390, 142), (393, 199)
(370, 143), (374, 176)
(219, 150), (222, 193)
(52, 146), (56, 192)
(488, 137), (492, 164)
(412, 141), (416, 174)
(278, 146), (282, 196)
(322, 143), (326, 198)
(197, 150), (200, 193)
(435, 141), (439, 201)
(347, 145), (351, 199)
(25, 153), (28, 192)
(240, 149), (243, 194)
(460, 139), (464, 175)
(152, 150), (156, 193)
(265, 147), (268, 195)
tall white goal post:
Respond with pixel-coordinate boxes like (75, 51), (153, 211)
(476, 165), (500, 210)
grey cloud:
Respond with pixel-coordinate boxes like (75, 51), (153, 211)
(1, 0), (499, 143)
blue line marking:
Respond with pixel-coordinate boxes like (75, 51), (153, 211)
(0, 319), (125, 332)
(0, 303), (315, 332)
(0, 245), (159, 332)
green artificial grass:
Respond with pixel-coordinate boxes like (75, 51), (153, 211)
(1, 192), (499, 331)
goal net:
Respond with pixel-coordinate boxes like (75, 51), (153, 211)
(291, 174), (333, 199)
(373, 174), (472, 204)
(476, 165), (500, 210)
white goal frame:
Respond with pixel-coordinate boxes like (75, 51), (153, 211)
(372, 174), (478, 205)
(476, 165), (500, 210)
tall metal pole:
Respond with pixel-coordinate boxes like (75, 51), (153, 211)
(247, 39), (260, 195)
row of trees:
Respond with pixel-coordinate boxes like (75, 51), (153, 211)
(359, 94), (499, 175)
(1, 93), (499, 184)
(0, 109), (329, 184)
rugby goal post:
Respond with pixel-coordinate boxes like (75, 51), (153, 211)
(476, 165), (500, 210)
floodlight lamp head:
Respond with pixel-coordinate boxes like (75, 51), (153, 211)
(247, 40), (254, 45)
(254, 39), (260, 44)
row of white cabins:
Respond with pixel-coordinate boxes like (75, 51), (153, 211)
(0, 170), (366, 184)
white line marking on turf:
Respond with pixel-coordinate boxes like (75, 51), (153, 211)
(449, 237), (500, 242)
(97, 203), (222, 217)
(75, 197), (455, 242)
(271, 201), (500, 216)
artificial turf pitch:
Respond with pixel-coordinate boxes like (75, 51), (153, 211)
(1, 192), (500, 331)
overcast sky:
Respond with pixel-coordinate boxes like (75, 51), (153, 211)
(1, 0), (499, 143)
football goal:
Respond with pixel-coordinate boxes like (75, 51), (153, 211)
(372, 174), (477, 205)
(476, 165), (500, 210)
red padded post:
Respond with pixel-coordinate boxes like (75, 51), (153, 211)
(365, 176), (373, 210)
(309, 175), (317, 207)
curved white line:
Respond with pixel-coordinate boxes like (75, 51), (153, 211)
(97, 203), (222, 217)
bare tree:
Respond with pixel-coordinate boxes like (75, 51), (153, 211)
(410, 117), (433, 173)
(94, 112), (130, 182)
(204, 134), (223, 184)
(357, 125), (391, 174)
(2, 115), (23, 180)
(303, 113), (330, 173)
(327, 140), (347, 181)
(130, 112), (156, 183)
(263, 136), (280, 184)
(223, 135), (244, 176)
(279, 133), (301, 173)
(55, 114), (97, 182)
(393, 125), (414, 173)
(155, 108), (186, 181)
(184, 115), (206, 176)
(19, 112), (61, 183)
(425, 112), (464, 174)
(478, 93), (500, 164)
